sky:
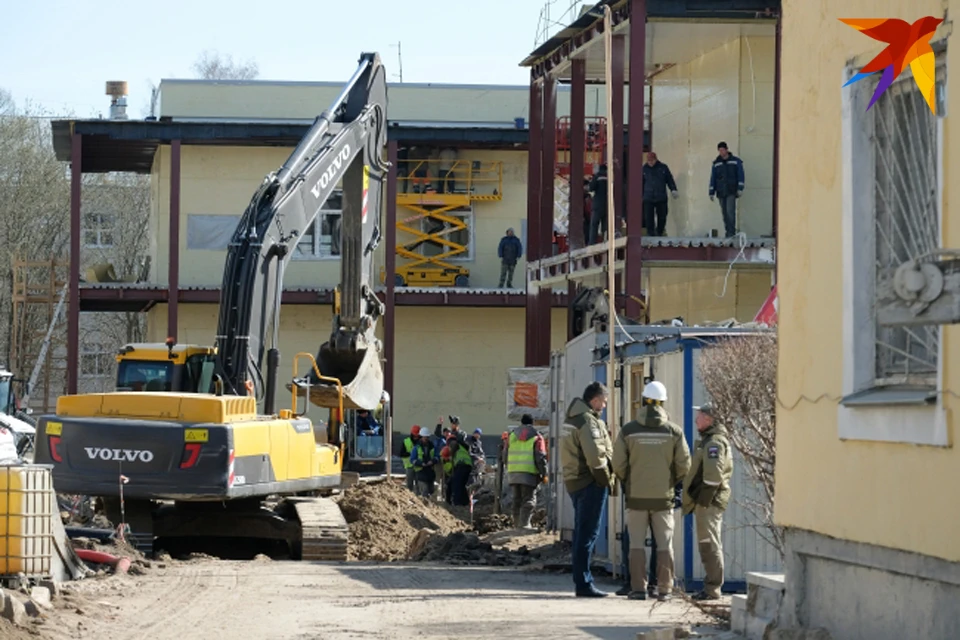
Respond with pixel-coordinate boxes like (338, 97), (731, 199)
(1, 0), (573, 119)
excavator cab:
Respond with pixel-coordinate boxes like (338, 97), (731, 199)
(114, 342), (219, 394)
(340, 390), (390, 475)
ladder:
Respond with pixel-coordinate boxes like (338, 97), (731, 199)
(20, 282), (69, 409)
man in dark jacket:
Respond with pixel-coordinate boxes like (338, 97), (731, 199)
(560, 382), (615, 598)
(588, 164), (609, 244)
(497, 228), (524, 288)
(642, 152), (679, 237)
(708, 142), (745, 238)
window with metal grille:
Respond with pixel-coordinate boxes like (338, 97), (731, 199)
(871, 57), (945, 387)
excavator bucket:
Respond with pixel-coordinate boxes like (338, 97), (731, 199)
(287, 343), (384, 410)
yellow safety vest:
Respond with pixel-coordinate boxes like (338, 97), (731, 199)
(402, 437), (415, 469)
(453, 444), (472, 467)
(507, 432), (538, 475)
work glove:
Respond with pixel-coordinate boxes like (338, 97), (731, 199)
(709, 194), (715, 201)
(696, 485), (718, 508)
(671, 190), (679, 200)
(736, 190), (742, 198)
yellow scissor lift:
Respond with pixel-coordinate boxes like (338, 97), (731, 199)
(384, 158), (503, 287)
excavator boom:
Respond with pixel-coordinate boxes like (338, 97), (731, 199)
(215, 53), (388, 411)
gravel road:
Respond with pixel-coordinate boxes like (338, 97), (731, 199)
(32, 560), (725, 640)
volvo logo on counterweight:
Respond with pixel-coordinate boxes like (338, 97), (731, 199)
(85, 447), (155, 463)
(311, 144), (351, 199)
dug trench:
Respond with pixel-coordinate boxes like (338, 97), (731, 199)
(58, 479), (570, 568)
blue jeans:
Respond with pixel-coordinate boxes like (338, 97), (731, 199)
(570, 483), (608, 590)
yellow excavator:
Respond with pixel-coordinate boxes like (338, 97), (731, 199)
(33, 53), (391, 560)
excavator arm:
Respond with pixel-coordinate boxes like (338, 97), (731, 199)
(214, 52), (388, 412)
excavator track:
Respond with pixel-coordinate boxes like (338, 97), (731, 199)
(288, 497), (350, 562)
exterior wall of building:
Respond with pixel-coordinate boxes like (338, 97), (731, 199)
(158, 80), (616, 124)
(650, 33), (775, 237)
(145, 304), (568, 433)
(646, 266), (772, 324)
(149, 145), (530, 290)
(776, 0), (959, 636)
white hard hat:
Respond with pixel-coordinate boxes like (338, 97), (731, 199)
(642, 381), (668, 402)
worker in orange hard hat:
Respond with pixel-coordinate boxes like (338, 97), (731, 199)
(394, 425), (422, 492)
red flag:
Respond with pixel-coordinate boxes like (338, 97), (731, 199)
(754, 285), (778, 326)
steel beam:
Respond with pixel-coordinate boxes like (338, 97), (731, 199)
(385, 141), (398, 400)
(569, 59), (587, 251)
(67, 133), (81, 395)
(525, 77), (544, 366)
(773, 15), (782, 284)
(538, 76), (558, 366)
(77, 286), (572, 313)
(626, 0), (647, 320)
(168, 140), (181, 342)
(611, 34), (626, 230)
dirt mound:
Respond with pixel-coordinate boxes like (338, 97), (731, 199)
(338, 480), (468, 561)
(473, 513), (512, 535)
(412, 531), (536, 566)
(412, 528), (571, 568)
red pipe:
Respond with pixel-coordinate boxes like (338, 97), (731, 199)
(75, 548), (131, 574)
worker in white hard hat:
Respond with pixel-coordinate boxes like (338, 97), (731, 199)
(612, 380), (691, 601)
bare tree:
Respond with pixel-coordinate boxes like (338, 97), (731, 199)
(0, 92), (72, 373)
(192, 50), (259, 80)
(697, 332), (782, 558)
(0, 87), (151, 402)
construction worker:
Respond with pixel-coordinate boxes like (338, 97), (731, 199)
(506, 414), (547, 529)
(394, 425), (421, 492)
(682, 402), (734, 601)
(613, 381), (690, 601)
(410, 430), (437, 497)
(440, 446), (453, 504)
(449, 434), (473, 507)
(560, 381), (615, 598)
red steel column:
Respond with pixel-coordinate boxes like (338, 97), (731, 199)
(168, 140), (181, 341)
(569, 59), (587, 251)
(611, 34), (626, 230)
(568, 58), (587, 340)
(67, 134), (82, 395)
(626, 0), (647, 319)
(524, 77), (543, 366)
(385, 140), (398, 398)
(537, 75), (558, 366)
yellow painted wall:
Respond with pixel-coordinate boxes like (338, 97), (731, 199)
(650, 35), (775, 237)
(647, 267), (772, 324)
(159, 80), (618, 123)
(146, 304), (568, 434)
(776, 0), (959, 562)
(150, 146), (529, 290)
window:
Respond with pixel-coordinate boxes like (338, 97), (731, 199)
(80, 341), (114, 378)
(872, 75), (941, 386)
(187, 215), (240, 251)
(417, 207), (473, 261)
(83, 213), (114, 248)
(839, 46), (947, 445)
(294, 190), (342, 260)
